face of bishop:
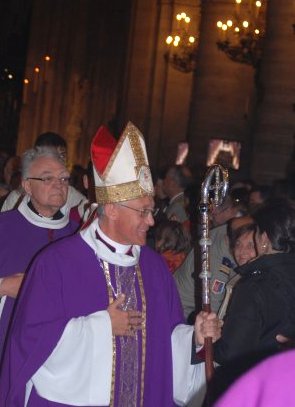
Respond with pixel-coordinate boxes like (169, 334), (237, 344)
(101, 195), (155, 246)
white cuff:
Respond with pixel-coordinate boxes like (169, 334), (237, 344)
(172, 324), (207, 406)
(195, 344), (204, 353)
(28, 310), (113, 406)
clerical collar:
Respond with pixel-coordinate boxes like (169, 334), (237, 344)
(96, 224), (132, 255)
(80, 220), (140, 267)
(27, 199), (64, 220)
(18, 194), (70, 229)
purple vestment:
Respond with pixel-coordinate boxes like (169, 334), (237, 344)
(0, 209), (79, 358)
(214, 350), (295, 407)
(0, 233), (185, 406)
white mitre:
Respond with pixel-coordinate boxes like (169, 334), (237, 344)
(91, 121), (154, 204)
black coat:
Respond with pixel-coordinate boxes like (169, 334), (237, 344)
(209, 253), (295, 403)
(214, 253), (295, 365)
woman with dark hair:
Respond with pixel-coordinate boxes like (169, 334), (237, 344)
(227, 219), (256, 266)
(218, 219), (256, 320)
(209, 198), (295, 402)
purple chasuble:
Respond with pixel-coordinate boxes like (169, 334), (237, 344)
(215, 350), (295, 407)
(0, 209), (79, 359)
(0, 234), (185, 406)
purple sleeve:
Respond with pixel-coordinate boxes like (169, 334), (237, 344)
(0, 253), (68, 406)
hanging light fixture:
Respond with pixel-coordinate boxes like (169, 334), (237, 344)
(165, 12), (198, 73)
(216, 0), (267, 68)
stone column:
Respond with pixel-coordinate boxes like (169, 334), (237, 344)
(187, 0), (256, 180)
(121, 0), (201, 170)
(65, 74), (89, 170)
(251, 0), (295, 184)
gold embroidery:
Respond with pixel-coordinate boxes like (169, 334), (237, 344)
(102, 261), (116, 407)
(103, 261), (146, 407)
(102, 122), (143, 180)
(128, 130), (147, 176)
(116, 265), (139, 406)
(95, 180), (153, 204)
(136, 264), (147, 406)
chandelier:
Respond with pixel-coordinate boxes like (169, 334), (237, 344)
(216, 0), (267, 68)
(165, 12), (198, 73)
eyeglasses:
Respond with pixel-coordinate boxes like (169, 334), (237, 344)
(26, 176), (70, 186)
(118, 203), (158, 218)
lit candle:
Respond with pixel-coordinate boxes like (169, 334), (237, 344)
(255, 1), (261, 18)
(242, 20), (249, 33)
(176, 13), (181, 28)
(235, 0), (242, 16)
(33, 67), (40, 93)
(222, 24), (228, 40)
(23, 79), (29, 104)
(166, 36), (173, 45)
(44, 55), (51, 82)
(217, 21), (223, 40)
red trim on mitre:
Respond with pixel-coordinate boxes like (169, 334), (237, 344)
(91, 125), (117, 175)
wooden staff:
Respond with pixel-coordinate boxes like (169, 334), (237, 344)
(199, 164), (229, 382)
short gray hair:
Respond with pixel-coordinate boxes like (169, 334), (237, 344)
(22, 146), (65, 179)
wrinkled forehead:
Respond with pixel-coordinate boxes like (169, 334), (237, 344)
(124, 195), (155, 207)
(29, 156), (67, 175)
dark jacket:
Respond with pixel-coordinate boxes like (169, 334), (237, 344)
(214, 253), (295, 365)
(209, 253), (295, 403)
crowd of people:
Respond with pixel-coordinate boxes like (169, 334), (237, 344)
(0, 121), (294, 406)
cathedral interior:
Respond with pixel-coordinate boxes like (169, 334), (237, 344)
(0, 0), (294, 184)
